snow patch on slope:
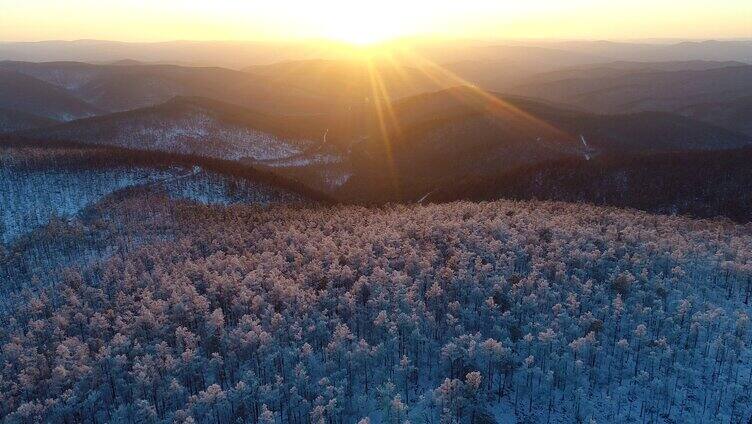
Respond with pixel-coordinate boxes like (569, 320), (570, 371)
(40, 108), (310, 162)
(0, 165), (174, 244)
(17, 67), (102, 91)
(0, 157), (309, 245)
(159, 168), (306, 206)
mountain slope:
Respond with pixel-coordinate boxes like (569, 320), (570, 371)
(375, 87), (749, 151)
(337, 89), (585, 202)
(0, 68), (101, 121)
(19, 86), (751, 203)
(512, 65), (752, 114)
(338, 87), (751, 202)
(517, 60), (747, 87)
(554, 110), (751, 151)
(0, 143), (320, 246)
(680, 95), (752, 136)
(427, 147), (752, 222)
(71, 64), (329, 115)
(440, 59), (743, 93)
(0, 108), (58, 133)
(531, 39), (752, 63)
(0, 60), (103, 90)
(19, 97), (330, 163)
(0, 39), (357, 68)
(245, 59), (453, 102)
(0, 61), (334, 115)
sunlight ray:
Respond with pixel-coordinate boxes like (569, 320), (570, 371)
(392, 46), (579, 146)
(366, 58), (401, 193)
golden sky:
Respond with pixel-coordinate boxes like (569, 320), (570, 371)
(1, 0), (751, 44)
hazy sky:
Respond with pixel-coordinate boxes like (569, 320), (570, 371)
(1, 0), (751, 44)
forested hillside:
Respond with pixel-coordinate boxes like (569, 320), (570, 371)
(1, 198), (750, 423)
(426, 148), (752, 223)
(0, 61), (333, 116)
(0, 68), (101, 121)
(511, 65), (752, 115)
(0, 145), (313, 245)
(0, 108), (57, 134)
(17, 97), (321, 162)
(14, 85), (751, 204)
(330, 88), (749, 203)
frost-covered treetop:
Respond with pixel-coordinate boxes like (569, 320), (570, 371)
(1, 198), (750, 423)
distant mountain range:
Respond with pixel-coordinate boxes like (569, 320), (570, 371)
(540, 39), (752, 63)
(338, 87), (751, 201)
(511, 65), (752, 117)
(0, 39), (356, 68)
(0, 60), (333, 116)
(508, 60), (745, 88)
(245, 59), (452, 102)
(2, 39), (750, 69)
(3, 56), (751, 133)
(505, 64), (752, 135)
(20, 85), (748, 201)
(2, 50), (752, 212)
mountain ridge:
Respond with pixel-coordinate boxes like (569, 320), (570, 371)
(0, 68), (102, 121)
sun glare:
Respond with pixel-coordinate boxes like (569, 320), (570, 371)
(292, 0), (425, 45)
(325, 25), (399, 46)
(317, 13), (409, 45)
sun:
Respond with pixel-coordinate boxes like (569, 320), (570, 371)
(318, 14), (408, 45)
(321, 19), (406, 45)
(297, 0), (422, 45)
(326, 27), (396, 46)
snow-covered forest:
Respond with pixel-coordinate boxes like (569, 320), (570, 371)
(1, 197), (750, 423)
(0, 147), (308, 244)
(25, 100), (317, 162)
(4, 23), (752, 424)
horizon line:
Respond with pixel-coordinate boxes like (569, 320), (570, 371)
(2, 36), (752, 46)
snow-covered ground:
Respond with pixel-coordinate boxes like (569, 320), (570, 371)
(0, 165), (174, 244)
(0, 160), (306, 245)
(36, 107), (316, 163)
(263, 152), (343, 168)
(320, 168), (353, 188)
(1, 62), (103, 91)
(159, 167), (306, 206)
